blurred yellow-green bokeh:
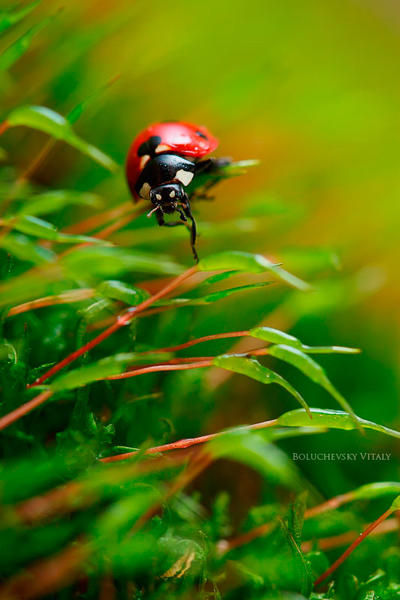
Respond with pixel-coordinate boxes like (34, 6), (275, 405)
(4, 0), (399, 301)
(1, 0), (399, 488)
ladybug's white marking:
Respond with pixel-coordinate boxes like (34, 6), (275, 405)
(139, 182), (151, 199)
(176, 169), (194, 186)
(156, 193), (162, 201)
(169, 190), (176, 198)
(140, 155), (150, 169)
(155, 144), (170, 153)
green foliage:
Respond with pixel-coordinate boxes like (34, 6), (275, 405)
(213, 355), (311, 414)
(199, 250), (310, 290)
(277, 408), (400, 440)
(4, 106), (117, 171)
(0, 1), (398, 599)
(14, 190), (103, 217)
(250, 326), (360, 355)
(3, 214), (104, 243)
(267, 345), (356, 417)
(0, 1), (41, 35)
(0, 9), (53, 70)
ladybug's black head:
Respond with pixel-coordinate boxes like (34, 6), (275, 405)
(149, 182), (185, 214)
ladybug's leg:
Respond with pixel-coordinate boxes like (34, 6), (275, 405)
(191, 157), (233, 202)
(195, 157), (232, 175)
(182, 197), (198, 263)
(190, 189), (216, 202)
(155, 211), (165, 227)
(189, 178), (217, 202)
(177, 207), (188, 222)
(194, 158), (214, 175)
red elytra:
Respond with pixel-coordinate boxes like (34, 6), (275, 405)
(126, 121), (219, 201)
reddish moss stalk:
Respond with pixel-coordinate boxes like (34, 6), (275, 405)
(218, 488), (376, 554)
(0, 120), (9, 136)
(100, 417), (278, 463)
(301, 517), (398, 553)
(64, 201), (134, 234)
(107, 359), (213, 381)
(2, 347), (266, 431)
(15, 453), (187, 526)
(94, 212), (136, 239)
(8, 289), (94, 317)
(27, 266), (197, 388)
(139, 330), (250, 355)
(0, 541), (90, 600)
(314, 506), (395, 587)
(132, 450), (213, 532)
(107, 347), (269, 381)
(0, 390), (53, 431)
(0, 452), (207, 599)
(304, 492), (352, 518)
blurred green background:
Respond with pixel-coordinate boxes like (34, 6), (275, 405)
(2, 0), (399, 510)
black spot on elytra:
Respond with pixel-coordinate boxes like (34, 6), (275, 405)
(137, 135), (162, 157)
(195, 130), (207, 139)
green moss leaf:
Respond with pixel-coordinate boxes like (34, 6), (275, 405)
(98, 280), (150, 305)
(351, 482), (400, 502)
(210, 429), (305, 491)
(267, 344), (355, 417)
(4, 214), (104, 244)
(198, 251), (310, 290)
(5, 106), (118, 171)
(156, 282), (270, 307)
(51, 353), (135, 391)
(277, 408), (400, 440)
(390, 495), (400, 512)
(0, 233), (55, 264)
(63, 246), (183, 278)
(15, 190), (103, 217)
(92, 489), (161, 542)
(250, 326), (359, 355)
(213, 355), (310, 415)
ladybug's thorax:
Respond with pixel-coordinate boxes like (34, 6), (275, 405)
(134, 153), (196, 201)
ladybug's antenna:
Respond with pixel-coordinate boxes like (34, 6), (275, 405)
(147, 205), (160, 218)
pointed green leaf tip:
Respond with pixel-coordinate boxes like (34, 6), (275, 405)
(155, 282), (270, 307)
(266, 344), (356, 418)
(198, 251), (310, 290)
(213, 355), (311, 416)
(277, 408), (400, 440)
(351, 482), (400, 501)
(390, 495), (400, 512)
(250, 326), (360, 354)
(4, 106), (118, 171)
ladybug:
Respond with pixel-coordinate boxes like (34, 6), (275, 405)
(126, 121), (225, 262)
